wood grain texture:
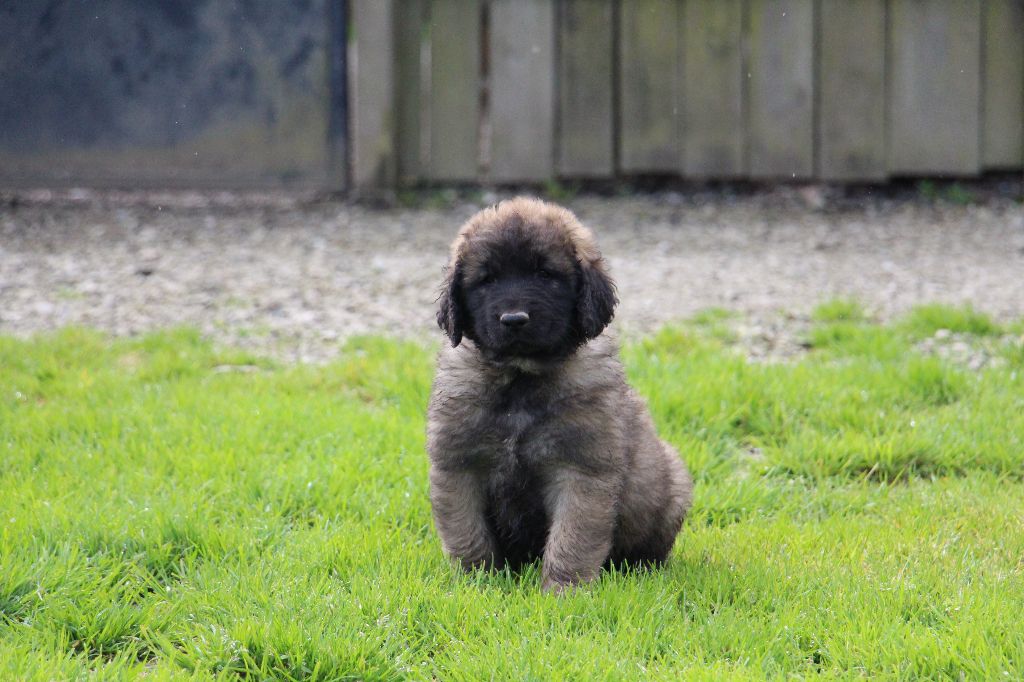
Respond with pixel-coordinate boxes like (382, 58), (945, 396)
(889, 0), (981, 174)
(681, 0), (744, 178)
(818, 0), (887, 180)
(489, 0), (556, 182)
(557, 0), (614, 177)
(747, 0), (814, 179)
(428, 0), (481, 181)
(352, 0), (396, 190)
(619, 0), (679, 173)
(982, 0), (1024, 169)
(395, 0), (425, 184)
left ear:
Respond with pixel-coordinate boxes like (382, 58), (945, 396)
(436, 260), (466, 347)
(575, 258), (617, 341)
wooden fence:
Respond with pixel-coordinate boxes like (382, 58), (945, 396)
(350, 0), (1024, 191)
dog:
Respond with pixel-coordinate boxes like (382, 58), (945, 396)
(426, 197), (692, 592)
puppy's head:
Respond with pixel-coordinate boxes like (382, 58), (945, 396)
(437, 197), (616, 362)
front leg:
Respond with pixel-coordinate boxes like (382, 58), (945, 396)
(541, 469), (621, 592)
(429, 465), (500, 571)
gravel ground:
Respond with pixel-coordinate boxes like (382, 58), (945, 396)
(2, 187), (1023, 362)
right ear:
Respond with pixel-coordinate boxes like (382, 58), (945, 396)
(436, 259), (465, 347)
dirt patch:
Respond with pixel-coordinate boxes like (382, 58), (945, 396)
(2, 188), (1022, 362)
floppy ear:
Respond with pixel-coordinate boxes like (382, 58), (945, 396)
(576, 259), (617, 340)
(436, 260), (466, 347)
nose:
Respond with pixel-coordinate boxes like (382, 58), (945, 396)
(499, 311), (530, 328)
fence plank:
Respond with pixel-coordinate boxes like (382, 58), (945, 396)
(428, 0), (480, 181)
(889, 0), (981, 175)
(982, 0), (1024, 169)
(395, 0), (425, 184)
(747, 0), (814, 179)
(619, 0), (679, 173)
(558, 0), (614, 177)
(681, 0), (744, 177)
(352, 0), (396, 191)
(489, 0), (555, 182)
(818, 0), (887, 180)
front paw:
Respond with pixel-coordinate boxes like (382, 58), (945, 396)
(453, 551), (502, 573)
(541, 576), (569, 594)
(541, 574), (588, 594)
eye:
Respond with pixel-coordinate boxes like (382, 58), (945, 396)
(479, 273), (496, 285)
(536, 267), (554, 279)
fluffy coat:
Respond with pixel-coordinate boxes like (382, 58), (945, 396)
(427, 197), (692, 591)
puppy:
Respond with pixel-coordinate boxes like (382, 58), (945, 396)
(426, 197), (692, 592)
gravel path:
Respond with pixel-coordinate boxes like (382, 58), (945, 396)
(2, 189), (1023, 362)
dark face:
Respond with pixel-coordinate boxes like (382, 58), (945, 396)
(462, 242), (578, 362)
(437, 206), (618, 363)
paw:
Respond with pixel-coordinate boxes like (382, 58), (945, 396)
(541, 577), (570, 594)
(452, 550), (502, 573)
(541, 575), (587, 595)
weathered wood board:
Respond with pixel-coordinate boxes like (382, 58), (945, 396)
(428, 0), (481, 181)
(982, 0), (1024, 169)
(889, 0), (981, 175)
(619, 0), (679, 173)
(395, 0), (425, 184)
(818, 0), (887, 180)
(489, 0), (556, 182)
(747, 0), (814, 179)
(352, 0), (396, 190)
(557, 0), (614, 177)
(681, 0), (744, 178)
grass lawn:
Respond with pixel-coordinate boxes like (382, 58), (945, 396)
(1, 303), (1023, 680)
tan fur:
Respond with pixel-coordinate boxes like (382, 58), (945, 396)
(427, 197), (693, 592)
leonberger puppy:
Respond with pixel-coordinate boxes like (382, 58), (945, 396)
(427, 197), (692, 592)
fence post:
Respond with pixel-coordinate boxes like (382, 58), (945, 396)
(428, 0), (482, 182)
(981, 0), (1024, 170)
(558, 0), (615, 177)
(619, 0), (680, 173)
(351, 0), (397, 193)
(681, 0), (744, 178)
(747, 0), (815, 179)
(328, 0), (349, 191)
(818, 0), (887, 181)
(490, 0), (556, 182)
(888, 0), (981, 175)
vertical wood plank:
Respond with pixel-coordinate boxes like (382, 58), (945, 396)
(982, 0), (1024, 169)
(328, 0), (348, 190)
(619, 0), (679, 173)
(747, 0), (814, 179)
(818, 0), (887, 180)
(681, 0), (744, 178)
(489, 0), (556, 182)
(558, 0), (614, 177)
(352, 0), (396, 190)
(889, 0), (981, 175)
(428, 0), (481, 181)
(395, 0), (425, 185)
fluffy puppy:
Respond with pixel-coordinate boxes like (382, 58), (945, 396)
(426, 197), (692, 592)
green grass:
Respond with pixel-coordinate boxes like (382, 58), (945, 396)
(1, 306), (1023, 680)
(811, 299), (866, 323)
(899, 304), (1001, 338)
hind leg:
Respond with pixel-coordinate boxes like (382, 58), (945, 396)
(613, 445), (692, 566)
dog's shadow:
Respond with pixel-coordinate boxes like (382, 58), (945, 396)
(455, 552), (732, 602)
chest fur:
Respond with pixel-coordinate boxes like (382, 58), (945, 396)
(472, 374), (568, 468)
